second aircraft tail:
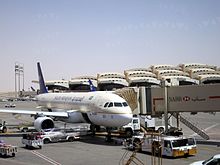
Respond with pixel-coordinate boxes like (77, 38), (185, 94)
(88, 79), (96, 91)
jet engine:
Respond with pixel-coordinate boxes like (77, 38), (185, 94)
(34, 116), (54, 131)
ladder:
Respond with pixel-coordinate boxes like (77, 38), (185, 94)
(120, 138), (145, 165)
(120, 149), (144, 165)
(175, 113), (209, 140)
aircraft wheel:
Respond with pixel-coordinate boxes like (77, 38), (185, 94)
(68, 137), (74, 142)
(133, 139), (141, 151)
(157, 127), (164, 134)
(22, 128), (28, 132)
(43, 139), (50, 144)
(26, 145), (29, 149)
(90, 124), (96, 136)
(2, 127), (7, 133)
(125, 128), (133, 137)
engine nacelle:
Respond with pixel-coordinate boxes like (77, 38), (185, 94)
(34, 116), (54, 131)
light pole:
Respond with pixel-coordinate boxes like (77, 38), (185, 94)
(19, 64), (24, 91)
(15, 62), (19, 98)
(15, 62), (24, 98)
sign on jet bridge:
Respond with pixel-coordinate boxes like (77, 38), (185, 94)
(151, 84), (220, 113)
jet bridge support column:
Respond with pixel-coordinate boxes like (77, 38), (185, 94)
(176, 113), (180, 129)
(163, 81), (169, 134)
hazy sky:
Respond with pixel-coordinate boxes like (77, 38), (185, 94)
(0, 0), (220, 92)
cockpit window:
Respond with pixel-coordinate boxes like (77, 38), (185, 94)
(122, 102), (128, 107)
(104, 102), (109, 107)
(106, 102), (128, 108)
(108, 102), (113, 107)
(114, 102), (123, 107)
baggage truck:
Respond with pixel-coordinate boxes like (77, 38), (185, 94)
(22, 132), (43, 149)
(0, 140), (18, 157)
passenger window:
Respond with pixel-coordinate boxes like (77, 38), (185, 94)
(122, 102), (128, 107)
(108, 102), (113, 107)
(104, 102), (109, 107)
(114, 102), (122, 107)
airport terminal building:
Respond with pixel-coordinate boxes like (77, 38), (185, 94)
(44, 63), (220, 92)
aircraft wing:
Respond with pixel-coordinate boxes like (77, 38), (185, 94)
(0, 109), (69, 117)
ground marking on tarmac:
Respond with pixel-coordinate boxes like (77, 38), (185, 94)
(190, 123), (219, 137)
(199, 146), (220, 152)
(31, 150), (62, 165)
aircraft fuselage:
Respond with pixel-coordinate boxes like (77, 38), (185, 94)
(36, 91), (133, 127)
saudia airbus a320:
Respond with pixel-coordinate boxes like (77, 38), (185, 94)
(0, 63), (133, 131)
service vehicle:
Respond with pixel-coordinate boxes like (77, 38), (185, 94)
(124, 133), (197, 157)
(118, 115), (141, 137)
(22, 132), (43, 149)
(118, 115), (174, 137)
(190, 154), (220, 165)
(0, 140), (18, 157)
(42, 128), (80, 144)
(0, 120), (7, 133)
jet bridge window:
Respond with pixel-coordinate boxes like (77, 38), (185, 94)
(114, 102), (123, 107)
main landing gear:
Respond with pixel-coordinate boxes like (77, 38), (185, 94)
(105, 127), (113, 142)
(90, 124), (101, 136)
(90, 125), (113, 142)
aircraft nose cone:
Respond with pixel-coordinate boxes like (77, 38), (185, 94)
(120, 113), (133, 126)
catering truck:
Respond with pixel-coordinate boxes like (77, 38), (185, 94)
(124, 133), (197, 157)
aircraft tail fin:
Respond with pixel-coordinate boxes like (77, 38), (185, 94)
(88, 79), (96, 91)
(37, 62), (48, 94)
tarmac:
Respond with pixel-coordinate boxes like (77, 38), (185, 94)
(0, 100), (219, 165)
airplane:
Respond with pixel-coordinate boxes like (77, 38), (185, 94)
(0, 62), (133, 132)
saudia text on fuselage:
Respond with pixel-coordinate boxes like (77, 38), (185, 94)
(54, 96), (85, 102)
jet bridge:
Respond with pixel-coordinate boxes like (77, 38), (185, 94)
(136, 84), (220, 139)
(138, 84), (220, 115)
(115, 84), (220, 139)
(114, 84), (220, 114)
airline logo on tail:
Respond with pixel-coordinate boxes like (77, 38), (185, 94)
(38, 62), (96, 93)
(88, 79), (96, 92)
(37, 62), (48, 94)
